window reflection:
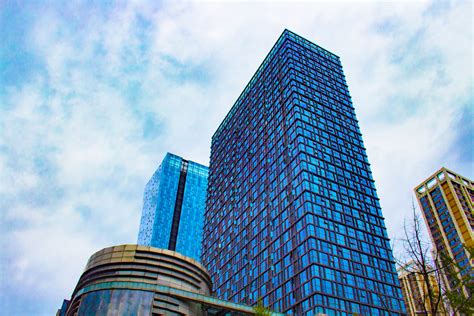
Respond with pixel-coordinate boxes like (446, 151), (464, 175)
(78, 289), (153, 316)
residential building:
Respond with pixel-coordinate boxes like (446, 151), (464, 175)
(202, 29), (405, 314)
(414, 167), (473, 297)
(398, 261), (446, 315)
(60, 245), (284, 315)
(138, 153), (208, 262)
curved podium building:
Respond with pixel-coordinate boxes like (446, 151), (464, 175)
(60, 245), (283, 316)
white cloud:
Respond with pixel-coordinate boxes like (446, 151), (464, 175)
(1, 0), (472, 314)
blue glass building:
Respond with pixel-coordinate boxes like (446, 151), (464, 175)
(138, 153), (208, 262)
(202, 30), (406, 314)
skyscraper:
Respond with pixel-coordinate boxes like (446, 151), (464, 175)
(202, 30), (405, 314)
(138, 152), (208, 262)
(414, 167), (473, 296)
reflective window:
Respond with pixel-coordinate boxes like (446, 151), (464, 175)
(78, 289), (153, 316)
(202, 30), (405, 314)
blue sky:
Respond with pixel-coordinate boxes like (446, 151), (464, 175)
(1, 0), (472, 314)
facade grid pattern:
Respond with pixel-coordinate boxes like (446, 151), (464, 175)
(202, 30), (405, 315)
(415, 167), (474, 295)
(138, 153), (208, 262)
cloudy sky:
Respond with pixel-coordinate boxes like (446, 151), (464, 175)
(1, 0), (472, 314)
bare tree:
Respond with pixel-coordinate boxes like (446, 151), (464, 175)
(396, 203), (444, 315)
(396, 203), (473, 315)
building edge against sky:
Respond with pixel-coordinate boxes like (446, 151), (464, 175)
(202, 29), (405, 314)
(414, 167), (473, 298)
(137, 152), (208, 262)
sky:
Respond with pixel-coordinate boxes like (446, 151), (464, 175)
(0, 0), (472, 314)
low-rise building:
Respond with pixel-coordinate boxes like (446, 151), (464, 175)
(59, 244), (284, 315)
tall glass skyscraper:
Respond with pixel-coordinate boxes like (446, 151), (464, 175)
(138, 153), (208, 262)
(202, 30), (405, 314)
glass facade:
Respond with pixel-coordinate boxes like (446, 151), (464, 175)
(77, 289), (154, 316)
(177, 162), (209, 260)
(202, 30), (405, 315)
(137, 153), (208, 262)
